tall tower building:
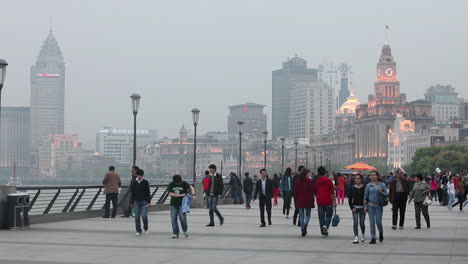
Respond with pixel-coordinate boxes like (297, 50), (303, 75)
(272, 56), (317, 139)
(30, 30), (65, 155)
(227, 103), (267, 142)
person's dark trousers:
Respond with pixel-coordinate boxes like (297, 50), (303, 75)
(392, 192), (407, 227)
(414, 202), (430, 228)
(259, 194), (272, 225)
(430, 190), (438, 201)
(244, 192), (253, 206)
(292, 208), (300, 225)
(317, 205), (333, 229)
(352, 208), (366, 236)
(441, 189), (448, 206)
(104, 193), (119, 218)
(208, 196), (223, 224)
(282, 191), (291, 215)
(451, 193), (465, 211)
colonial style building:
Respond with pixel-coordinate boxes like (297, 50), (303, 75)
(354, 43), (433, 164)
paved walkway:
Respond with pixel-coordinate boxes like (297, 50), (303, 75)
(1, 200), (467, 264)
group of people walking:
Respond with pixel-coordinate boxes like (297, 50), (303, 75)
(101, 163), (463, 243)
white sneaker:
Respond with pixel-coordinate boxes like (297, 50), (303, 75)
(353, 236), (359, 244)
(135, 232), (141, 236)
(360, 233), (366, 242)
(144, 230), (150, 235)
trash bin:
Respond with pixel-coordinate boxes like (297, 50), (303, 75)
(6, 193), (30, 230)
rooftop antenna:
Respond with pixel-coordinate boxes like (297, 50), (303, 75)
(49, 17), (53, 34)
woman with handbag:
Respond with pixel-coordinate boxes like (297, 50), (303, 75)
(408, 174), (431, 229)
(364, 171), (388, 244)
(449, 175), (465, 212)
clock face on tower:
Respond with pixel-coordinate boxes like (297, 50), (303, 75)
(384, 67), (394, 77)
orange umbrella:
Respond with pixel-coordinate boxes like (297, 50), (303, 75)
(345, 162), (377, 171)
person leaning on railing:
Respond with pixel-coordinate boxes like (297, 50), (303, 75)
(102, 165), (122, 218)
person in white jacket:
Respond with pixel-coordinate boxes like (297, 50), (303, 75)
(447, 176), (456, 210)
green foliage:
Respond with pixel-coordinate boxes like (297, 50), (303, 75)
(410, 145), (468, 174)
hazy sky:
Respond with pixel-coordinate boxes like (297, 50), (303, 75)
(1, 0), (467, 148)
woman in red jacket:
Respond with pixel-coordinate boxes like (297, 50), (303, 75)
(294, 168), (315, 237)
(336, 173), (347, 205)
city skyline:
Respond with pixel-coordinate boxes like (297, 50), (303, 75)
(1, 0), (467, 147)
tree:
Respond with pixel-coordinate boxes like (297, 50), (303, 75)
(410, 145), (468, 174)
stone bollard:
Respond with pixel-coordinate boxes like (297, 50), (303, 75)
(191, 182), (204, 208)
(0, 185), (17, 229)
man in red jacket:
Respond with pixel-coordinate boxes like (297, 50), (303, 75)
(314, 166), (335, 236)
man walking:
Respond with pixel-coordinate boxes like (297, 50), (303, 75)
(292, 165), (305, 226)
(389, 168), (410, 229)
(229, 172), (241, 204)
(243, 172), (254, 209)
(130, 169), (151, 236)
(315, 166), (335, 236)
(122, 166), (139, 217)
(102, 166), (121, 218)
(206, 164), (224, 226)
(253, 169), (273, 227)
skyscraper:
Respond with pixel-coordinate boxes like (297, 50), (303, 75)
(227, 103), (267, 142)
(30, 30), (65, 156)
(272, 56), (317, 139)
(318, 62), (352, 110)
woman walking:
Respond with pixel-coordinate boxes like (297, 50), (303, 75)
(349, 173), (366, 243)
(280, 168), (293, 218)
(450, 175), (465, 212)
(364, 171), (388, 244)
(294, 168), (315, 237)
(408, 174), (430, 229)
(448, 176), (456, 209)
(272, 174), (281, 206)
(336, 173), (347, 205)
(429, 175), (438, 202)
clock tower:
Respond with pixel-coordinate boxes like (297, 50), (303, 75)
(374, 44), (400, 99)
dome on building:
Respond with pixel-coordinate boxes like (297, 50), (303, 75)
(338, 89), (360, 114)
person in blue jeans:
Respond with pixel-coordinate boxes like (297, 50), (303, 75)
(130, 169), (151, 236)
(364, 171), (388, 244)
(167, 174), (196, 238)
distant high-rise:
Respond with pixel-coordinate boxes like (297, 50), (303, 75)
(318, 62), (352, 110)
(30, 30), (65, 155)
(0, 107), (31, 177)
(227, 103), (267, 142)
(272, 56), (317, 139)
(425, 85), (460, 124)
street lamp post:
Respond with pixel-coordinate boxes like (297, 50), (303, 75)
(294, 140), (298, 173)
(263, 131), (268, 169)
(237, 121), (244, 180)
(191, 108), (200, 183)
(320, 151), (323, 166)
(0, 59), (8, 131)
(280, 137), (285, 173)
(130, 93), (141, 167)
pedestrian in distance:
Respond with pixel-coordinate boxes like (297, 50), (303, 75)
(205, 164), (224, 227)
(272, 174), (281, 206)
(364, 170), (388, 244)
(130, 169), (151, 236)
(122, 165), (139, 218)
(429, 175), (439, 202)
(408, 174), (431, 229)
(253, 168), (273, 227)
(389, 168), (410, 230)
(315, 166), (335, 237)
(450, 174), (465, 212)
(447, 176), (456, 210)
(336, 173), (347, 205)
(292, 165), (305, 226)
(243, 172), (254, 209)
(102, 165), (121, 219)
(293, 168), (315, 237)
(229, 172), (241, 204)
(280, 167), (293, 218)
(349, 173), (366, 244)
(167, 174), (196, 238)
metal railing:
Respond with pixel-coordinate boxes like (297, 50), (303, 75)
(16, 183), (233, 216)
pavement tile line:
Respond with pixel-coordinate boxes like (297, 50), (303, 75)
(1, 241), (468, 258)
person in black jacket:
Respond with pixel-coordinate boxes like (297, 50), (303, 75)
(292, 165), (305, 226)
(205, 164), (224, 227)
(130, 169), (151, 236)
(253, 169), (274, 227)
(243, 172), (254, 209)
(349, 173), (366, 244)
(122, 166), (139, 217)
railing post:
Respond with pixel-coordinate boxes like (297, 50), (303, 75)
(43, 189), (61, 214)
(87, 188), (101, 211)
(70, 189), (86, 212)
(62, 189), (79, 213)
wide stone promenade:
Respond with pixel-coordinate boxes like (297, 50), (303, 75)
(0, 200), (467, 264)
